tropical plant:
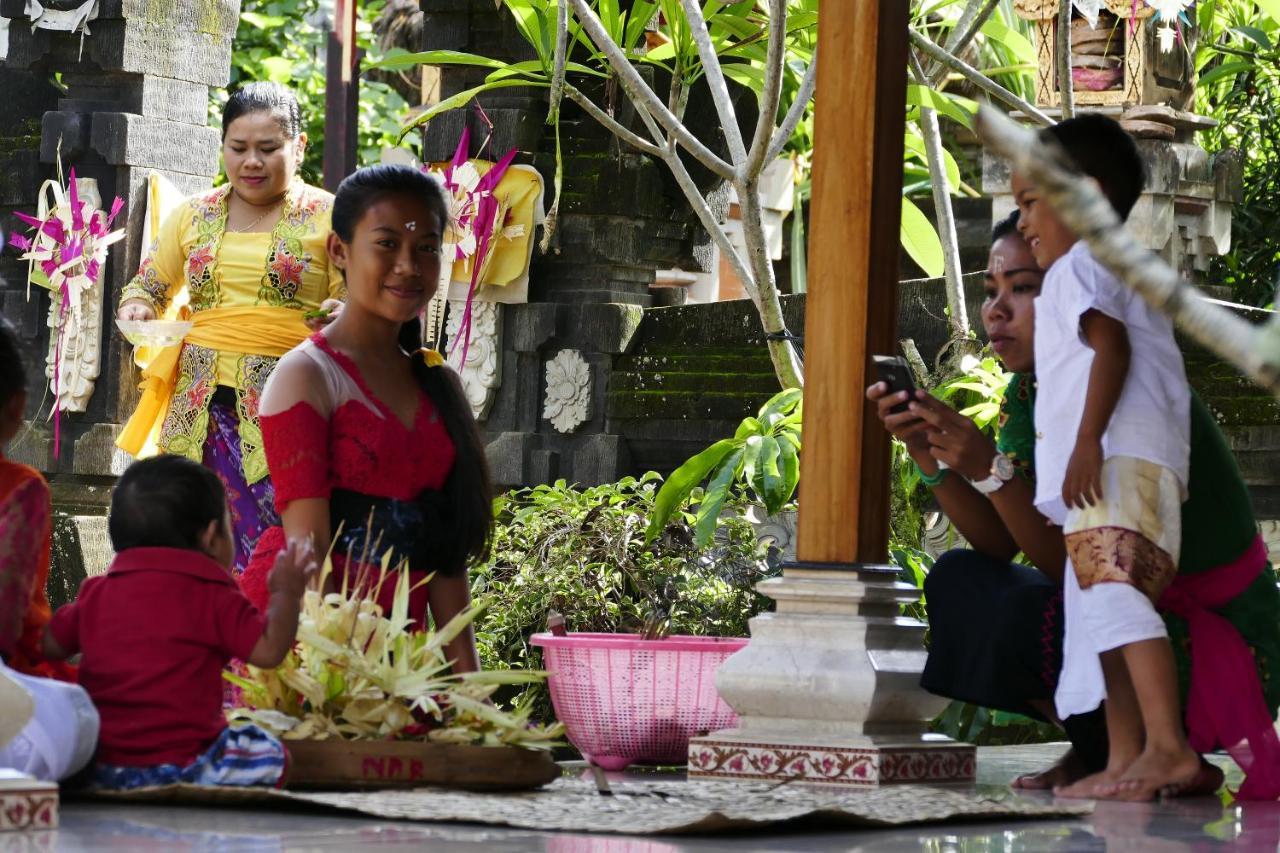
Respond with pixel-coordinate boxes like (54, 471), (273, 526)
(472, 473), (776, 722)
(645, 387), (801, 547)
(1195, 0), (1280, 306)
(906, 0), (1039, 350)
(217, 0), (411, 185)
(371, 0), (815, 388)
(935, 353), (1011, 432)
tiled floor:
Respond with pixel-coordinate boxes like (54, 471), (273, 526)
(12, 745), (1280, 851)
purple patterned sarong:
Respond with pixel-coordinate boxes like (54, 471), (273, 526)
(201, 396), (278, 577)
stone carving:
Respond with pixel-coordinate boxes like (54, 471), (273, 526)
(543, 349), (592, 433)
(444, 299), (502, 421)
(44, 176), (104, 414)
(742, 505), (797, 562)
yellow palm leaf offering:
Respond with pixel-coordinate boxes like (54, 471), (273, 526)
(227, 555), (563, 751)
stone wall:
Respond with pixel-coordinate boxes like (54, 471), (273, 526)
(611, 285), (1280, 564)
(1, 0), (240, 594)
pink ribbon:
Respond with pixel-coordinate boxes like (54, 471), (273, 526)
(1158, 535), (1280, 800)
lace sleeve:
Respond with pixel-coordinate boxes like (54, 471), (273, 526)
(0, 477), (50, 660)
(262, 402), (332, 509)
(119, 203), (188, 313)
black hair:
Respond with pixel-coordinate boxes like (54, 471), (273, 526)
(222, 81), (303, 140)
(1041, 114), (1146, 220)
(330, 163), (449, 245)
(0, 315), (26, 410)
(991, 209), (1021, 243)
(332, 164), (492, 577)
(108, 455), (227, 552)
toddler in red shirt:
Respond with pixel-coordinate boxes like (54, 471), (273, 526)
(41, 455), (317, 789)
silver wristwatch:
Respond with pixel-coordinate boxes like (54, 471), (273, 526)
(970, 453), (1015, 495)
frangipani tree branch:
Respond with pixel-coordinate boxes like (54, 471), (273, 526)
(927, 0), (1001, 86)
(1056, 0), (1074, 118)
(549, 0), (569, 122)
(910, 29), (1054, 126)
(558, 0), (804, 389)
(566, 0), (735, 180)
(766, 43), (817, 165)
(976, 105), (1280, 395)
(744, 0), (787, 180)
(910, 52), (970, 341)
(564, 85), (664, 157)
(681, 0), (748, 165)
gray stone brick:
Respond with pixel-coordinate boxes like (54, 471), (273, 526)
(90, 112), (219, 174)
(506, 303), (557, 353)
(566, 303), (644, 355)
(569, 434), (629, 486)
(484, 430), (534, 490)
(71, 423), (131, 476)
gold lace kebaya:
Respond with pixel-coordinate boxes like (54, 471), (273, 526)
(117, 180), (345, 485)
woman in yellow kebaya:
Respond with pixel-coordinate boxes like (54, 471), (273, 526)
(115, 82), (343, 575)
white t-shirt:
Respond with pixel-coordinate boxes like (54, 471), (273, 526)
(1032, 241), (1190, 525)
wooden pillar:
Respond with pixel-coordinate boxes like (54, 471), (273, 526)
(324, 0), (360, 192)
(795, 0), (909, 566)
(687, 3), (974, 786)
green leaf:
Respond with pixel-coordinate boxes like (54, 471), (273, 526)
(1197, 60), (1254, 89)
(903, 131), (962, 192)
(742, 435), (764, 496)
(900, 196), (945, 278)
(240, 11), (285, 28)
(734, 416), (763, 440)
(260, 56), (294, 83)
(1256, 0), (1280, 23)
(400, 79), (551, 137)
(758, 387), (802, 421)
(645, 438), (739, 542)
(694, 448), (743, 547)
(980, 16), (1036, 65)
(905, 84), (974, 129)
(366, 49), (508, 73)
(722, 62), (766, 93)
(757, 434), (786, 513)
(487, 59), (602, 82)
(776, 436), (800, 507)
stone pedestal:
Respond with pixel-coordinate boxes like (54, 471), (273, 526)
(688, 565), (974, 787)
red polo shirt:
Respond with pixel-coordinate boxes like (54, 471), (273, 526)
(48, 547), (267, 767)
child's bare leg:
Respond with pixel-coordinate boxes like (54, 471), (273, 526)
(1097, 637), (1201, 801)
(1055, 648), (1144, 798)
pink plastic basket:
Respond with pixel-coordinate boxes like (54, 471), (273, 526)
(530, 632), (747, 770)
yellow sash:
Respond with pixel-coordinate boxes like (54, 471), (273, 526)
(116, 306), (310, 457)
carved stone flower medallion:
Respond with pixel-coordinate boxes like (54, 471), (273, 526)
(543, 349), (592, 433)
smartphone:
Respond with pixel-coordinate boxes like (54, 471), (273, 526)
(872, 355), (917, 415)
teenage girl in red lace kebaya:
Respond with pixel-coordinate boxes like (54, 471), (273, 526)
(239, 164), (494, 673)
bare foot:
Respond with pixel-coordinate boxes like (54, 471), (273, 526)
(1053, 764), (1129, 799)
(1012, 748), (1088, 790)
(1095, 746), (1205, 802)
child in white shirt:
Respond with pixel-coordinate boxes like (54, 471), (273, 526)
(1014, 113), (1200, 801)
